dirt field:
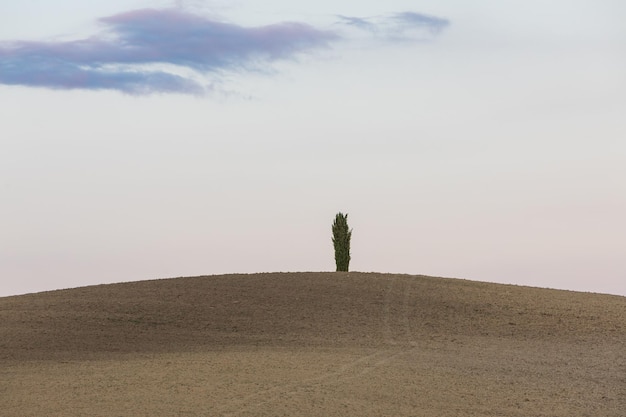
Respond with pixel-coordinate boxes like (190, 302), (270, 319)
(1, 272), (624, 416)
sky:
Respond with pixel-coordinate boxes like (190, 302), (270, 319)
(1, 0), (625, 297)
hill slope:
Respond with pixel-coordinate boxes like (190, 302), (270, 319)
(1, 272), (624, 416)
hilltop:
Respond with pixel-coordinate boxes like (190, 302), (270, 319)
(1, 272), (624, 416)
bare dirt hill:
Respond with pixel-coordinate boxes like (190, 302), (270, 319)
(1, 272), (624, 416)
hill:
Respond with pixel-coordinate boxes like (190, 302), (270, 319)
(1, 272), (624, 416)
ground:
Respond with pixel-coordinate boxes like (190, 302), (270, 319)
(1, 272), (624, 416)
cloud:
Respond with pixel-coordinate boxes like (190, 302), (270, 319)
(0, 8), (337, 95)
(336, 15), (379, 33)
(336, 11), (450, 41)
(0, 50), (205, 94)
(0, 8), (449, 95)
(392, 12), (450, 33)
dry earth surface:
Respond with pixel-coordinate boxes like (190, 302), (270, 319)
(1, 272), (624, 416)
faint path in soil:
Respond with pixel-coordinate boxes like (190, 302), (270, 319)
(219, 275), (422, 417)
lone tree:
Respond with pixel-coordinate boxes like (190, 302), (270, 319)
(332, 212), (352, 272)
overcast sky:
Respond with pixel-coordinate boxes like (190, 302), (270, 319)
(1, 0), (625, 297)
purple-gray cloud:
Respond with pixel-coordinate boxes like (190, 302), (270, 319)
(0, 52), (204, 94)
(336, 15), (379, 32)
(392, 12), (450, 34)
(0, 8), (337, 95)
(0, 8), (449, 95)
(336, 11), (450, 41)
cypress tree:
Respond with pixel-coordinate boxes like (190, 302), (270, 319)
(332, 212), (352, 272)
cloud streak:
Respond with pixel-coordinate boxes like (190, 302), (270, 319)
(0, 8), (336, 95)
(337, 12), (450, 41)
(0, 8), (449, 95)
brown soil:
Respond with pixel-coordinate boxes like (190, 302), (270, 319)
(1, 272), (624, 416)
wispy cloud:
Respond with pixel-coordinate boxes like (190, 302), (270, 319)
(392, 12), (450, 35)
(336, 15), (379, 33)
(0, 8), (337, 95)
(0, 8), (449, 95)
(336, 12), (450, 41)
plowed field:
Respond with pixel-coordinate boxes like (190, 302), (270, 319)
(1, 272), (624, 416)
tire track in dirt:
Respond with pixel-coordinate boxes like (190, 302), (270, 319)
(217, 349), (393, 417)
(382, 276), (399, 345)
(218, 276), (421, 416)
(401, 276), (417, 346)
(343, 276), (421, 378)
(383, 275), (418, 346)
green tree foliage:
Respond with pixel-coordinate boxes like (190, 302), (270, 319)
(332, 212), (352, 272)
